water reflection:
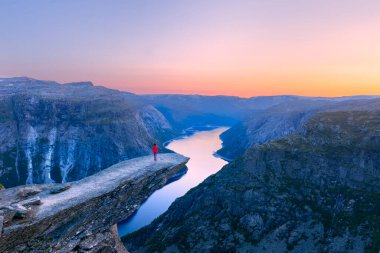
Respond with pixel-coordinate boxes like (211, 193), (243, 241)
(117, 127), (228, 236)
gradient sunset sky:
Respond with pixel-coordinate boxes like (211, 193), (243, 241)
(1, 0), (379, 97)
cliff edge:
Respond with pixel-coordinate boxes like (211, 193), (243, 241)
(0, 153), (189, 252)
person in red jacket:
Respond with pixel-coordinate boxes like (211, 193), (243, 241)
(152, 143), (158, 161)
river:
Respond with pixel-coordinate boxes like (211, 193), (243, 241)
(117, 127), (228, 237)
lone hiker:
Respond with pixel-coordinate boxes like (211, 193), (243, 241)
(153, 143), (158, 161)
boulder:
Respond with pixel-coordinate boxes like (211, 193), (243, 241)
(19, 196), (42, 206)
(50, 184), (71, 194)
(11, 204), (28, 219)
(16, 186), (42, 198)
(0, 207), (15, 223)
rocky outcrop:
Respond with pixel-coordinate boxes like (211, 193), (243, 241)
(0, 153), (189, 253)
(0, 77), (175, 187)
(124, 111), (380, 252)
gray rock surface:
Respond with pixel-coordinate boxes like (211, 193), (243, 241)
(19, 196), (41, 206)
(16, 186), (42, 198)
(0, 215), (3, 236)
(11, 203), (28, 218)
(0, 153), (189, 253)
(49, 184), (71, 194)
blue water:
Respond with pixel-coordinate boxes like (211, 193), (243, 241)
(117, 127), (228, 237)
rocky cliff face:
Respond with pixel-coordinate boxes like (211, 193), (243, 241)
(124, 111), (380, 252)
(0, 77), (174, 187)
(0, 153), (189, 253)
(217, 97), (380, 160)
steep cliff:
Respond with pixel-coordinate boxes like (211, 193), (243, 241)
(124, 111), (380, 252)
(217, 97), (380, 160)
(0, 153), (189, 253)
(0, 77), (174, 187)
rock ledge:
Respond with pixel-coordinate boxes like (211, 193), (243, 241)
(0, 153), (189, 253)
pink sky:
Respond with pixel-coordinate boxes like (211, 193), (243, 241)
(1, 1), (379, 97)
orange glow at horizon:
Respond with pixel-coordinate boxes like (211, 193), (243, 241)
(1, 1), (380, 98)
(104, 72), (380, 98)
(79, 14), (380, 98)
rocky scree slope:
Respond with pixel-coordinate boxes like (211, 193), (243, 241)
(0, 153), (189, 253)
(124, 111), (380, 253)
(0, 77), (174, 187)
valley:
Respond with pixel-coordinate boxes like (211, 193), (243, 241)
(1, 77), (380, 252)
(2, 1), (380, 252)
(117, 127), (228, 237)
(124, 111), (380, 252)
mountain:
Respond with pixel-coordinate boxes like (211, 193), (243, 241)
(0, 77), (174, 187)
(141, 95), (307, 130)
(124, 110), (380, 252)
(3, 78), (298, 188)
(217, 97), (380, 160)
(141, 94), (247, 129)
(1, 77), (378, 189)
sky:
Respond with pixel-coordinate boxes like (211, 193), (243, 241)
(1, 0), (380, 97)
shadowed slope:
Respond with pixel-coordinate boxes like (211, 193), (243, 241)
(124, 111), (380, 252)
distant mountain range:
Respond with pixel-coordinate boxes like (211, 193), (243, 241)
(218, 96), (380, 159)
(1, 77), (379, 189)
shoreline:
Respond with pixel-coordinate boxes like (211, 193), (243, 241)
(213, 151), (233, 162)
(118, 126), (230, 237)
(163, 125), (229, 147)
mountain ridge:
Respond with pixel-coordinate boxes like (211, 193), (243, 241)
(124, 110), (380, 252)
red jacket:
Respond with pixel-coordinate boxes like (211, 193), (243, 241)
(153, 145), (158, 153)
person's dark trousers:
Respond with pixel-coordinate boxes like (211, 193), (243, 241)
(154, 153), (157, 161)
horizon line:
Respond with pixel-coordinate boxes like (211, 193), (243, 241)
(2, 75), (380, 99)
